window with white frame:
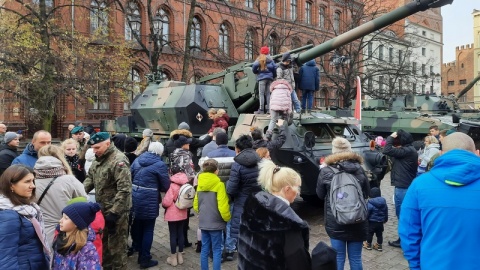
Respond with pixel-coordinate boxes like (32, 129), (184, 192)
(124, 68), (141, 110)
(153, 8), (169, 46)
(268, 0), (275, 14)
(125, 1), (140, 41)
(246, 0), (253, 8)
(333, 12), (340, 32)
(190, 17), (201, 52)
(219, 23), (229, 55)
(268, 34), (278, 55)
(245, 30), (254, 60)
(290, 0), (297, 21)
(306, 2), (312, 24)
(319, 6), (325, 28)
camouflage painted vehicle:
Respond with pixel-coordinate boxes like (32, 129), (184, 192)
(102, 0), (454, 201)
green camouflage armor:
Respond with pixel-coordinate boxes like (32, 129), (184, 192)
(84, 143), (131, 270)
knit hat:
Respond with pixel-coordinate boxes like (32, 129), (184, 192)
(62, 202), (101, 230)
(71, 126), (84, 134)
(88, 132), (110, 145)
(148, 141), (164, 156)
(173, 134), (192, 148)
(124, 137), (138, 153)
(282, 52), (292, 62)
(331, 137), (351, 154)
(67, 196), (87, 205)
(216, 132), (229, 146)
(4, 132), (18, 144)
(260, 46), (270, 55)
(142, 129), (153, 137)
(178, 122), (190, 130)
(111, 134), (126, 151)
(370, 187), (381, 198)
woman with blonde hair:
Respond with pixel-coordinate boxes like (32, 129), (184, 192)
(62, 138), (85, 182)
(0, 165), (51, 269)
(34, 144), (88, 246)
(238, 159), (311, 269)
(255, 147), (271, 160)
(418, 135), (440, 175)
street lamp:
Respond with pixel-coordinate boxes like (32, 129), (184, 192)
(330, 52), (351, 73)
(129, 16), (141, 40)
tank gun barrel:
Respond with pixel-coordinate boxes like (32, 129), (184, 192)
(296, 0), (454, 66)
(456, 74), (480, 100)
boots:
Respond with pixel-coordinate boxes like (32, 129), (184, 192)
(166, 253), (178, 266)
(139, 259), (158, 269)
(177, 252), (184, 265)
(373, 243), (383, 251)
(195, 241), (202, 253)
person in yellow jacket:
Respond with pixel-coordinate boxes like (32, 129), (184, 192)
(193, 159), (231, 270)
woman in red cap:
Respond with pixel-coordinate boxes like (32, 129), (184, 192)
(252, 46), (277, 114)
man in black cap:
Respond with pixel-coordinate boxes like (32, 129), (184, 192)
(0, 132), (19, 176)
(83, 132), (132, 269)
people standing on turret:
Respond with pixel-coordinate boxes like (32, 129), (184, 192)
(299, 60), (320, 113)
(276, 52), (301, 113)
(252, 46), (277, 114)
(266, 79), (292, 139)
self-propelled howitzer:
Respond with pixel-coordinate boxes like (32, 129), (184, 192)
(102, 0), (455, 201)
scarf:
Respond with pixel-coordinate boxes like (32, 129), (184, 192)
(65, 154), (80, 171)
(34, 166), (66, 179)
(0, 195), (52, 258)
(53, 231), (76, 256)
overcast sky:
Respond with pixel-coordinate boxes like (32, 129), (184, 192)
(442, 0), (479, 63)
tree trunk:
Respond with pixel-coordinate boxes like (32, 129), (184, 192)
(181, 0), (196, 82)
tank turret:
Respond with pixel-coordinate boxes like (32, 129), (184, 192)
(102, 0), (455, 201)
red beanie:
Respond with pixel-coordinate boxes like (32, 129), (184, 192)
(260, 46), (270, 55)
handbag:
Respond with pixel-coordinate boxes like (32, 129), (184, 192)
(37, 177), (58, 206)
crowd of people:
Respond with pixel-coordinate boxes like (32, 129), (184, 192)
(1, 114), (479, 270)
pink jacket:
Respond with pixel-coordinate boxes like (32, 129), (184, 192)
(269, 79), (293, 113)
(162, 172), (188, 221)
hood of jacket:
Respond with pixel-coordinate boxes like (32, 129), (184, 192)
(34, 156), (64, 170)
(87, 227), (96, 242)
(85, 149), (95, 162)
(305, 59), (316, 66)
(426, 143), (440, 150)
(22, 143), (37, 158)
(234, 148), (260, 168)
(324, 152), (363, 166)
(270, 79), (293, 93)
(137, 152), (161, 167)
(397, 129), (414, 146)
(197, 172), (221, 190)
(170, 172), (189, 185)
(369, 196), (386, 208)
(430, 149), (480, 186)
(370, 187), (381, 198)
(111, 134), (127, 151)
(242, 191), (308, 232)
(169, 129), (193, 138)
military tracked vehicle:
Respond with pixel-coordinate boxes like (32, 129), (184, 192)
(102, 0), (455, 201)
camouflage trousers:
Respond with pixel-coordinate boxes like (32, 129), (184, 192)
(102, 212), (129, 270)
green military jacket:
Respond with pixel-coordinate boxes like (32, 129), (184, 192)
(84, 143), (132, 215)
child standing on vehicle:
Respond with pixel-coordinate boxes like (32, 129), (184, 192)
(52, 202), (102, 269)
(266, 79), (293, 138)
(162, 164), (189, 266)
(252, 46), (277, 114)
(208, 109), (230, 134)
(276, 52), (301, 113)
(193, 159), (231, 270)
(363, 187), (388, 252)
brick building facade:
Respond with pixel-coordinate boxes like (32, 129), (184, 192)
(442, 44), (475, 108)
(1, 0), (358, 138)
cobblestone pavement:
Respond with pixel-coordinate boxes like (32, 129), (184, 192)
(127, 173), (408, 269)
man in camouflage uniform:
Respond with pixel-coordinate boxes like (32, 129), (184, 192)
(84, 132), (132, 270)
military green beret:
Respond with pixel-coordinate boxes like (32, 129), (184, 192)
(88, 132), (110, 145)
(71, 126), (84, 134)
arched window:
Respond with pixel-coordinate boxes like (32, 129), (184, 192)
(319, 6), (326, 28)
(333, 12), (340, 32)
(154, 8), (169, 46)
(268, 34), (278, 55)
(291, 37), (301, 49)
(125, 1), (141, 41)
(290, 0), (297, 21)
(305, 1), (312, 24)
(268, 0), (276, 15)
(219, 23), (229, 55)
(190, 17), (201, 52)
(90, 0), (108, 34)
(245, 30), (254, 60)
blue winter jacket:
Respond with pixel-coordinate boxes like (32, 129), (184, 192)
(227, 148), (261, 240)
(367, 197), (388, 223)
(399, 149), (480, 270)
(131, 152), (171, 219)
(298, 60), (320, 91)
(252, 56), (277, 81)
(0, 209), (49, 269)
(208, 145), (236, 158)
(11, 143), (38, 168)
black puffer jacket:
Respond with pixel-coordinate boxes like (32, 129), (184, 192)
(252, 126), (286, 151)
(0, 144), (18, 176)
(383, 130), (418, 188)
(164, 129), (212, 170)
(238, 191), (311, 270)
(316, 152), (370, 241)
(226, 148), (261, 240)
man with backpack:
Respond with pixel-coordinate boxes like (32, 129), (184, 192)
(316, 137), (370, 270)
